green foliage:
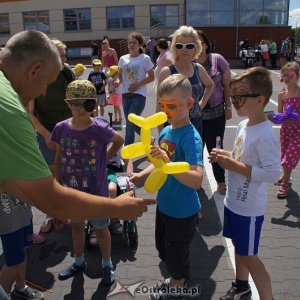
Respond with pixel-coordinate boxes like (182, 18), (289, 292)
(291, 27), (300, 44)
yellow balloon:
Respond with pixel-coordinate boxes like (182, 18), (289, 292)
(144, 169), (167, 193)
(143, 112), (167, 130)
(163, 162), (190, 174)
(121, 142), (145, 159)
(120, 112), (190, 193)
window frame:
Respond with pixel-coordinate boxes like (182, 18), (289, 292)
(23, 10), (50, 33)
(106, 6), (135, 30)
(63, 8), (92, 32)
(0, 13), (10, 36)
(150, 5), (179, 28)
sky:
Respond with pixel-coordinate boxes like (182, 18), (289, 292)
(289, 0), (300, 27)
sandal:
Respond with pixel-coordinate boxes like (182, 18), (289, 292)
(109, 218), (123, 235)
(217, 182), (227, 195)
(277, 183), (289, 199)
(275, 176), (291, 186)
(40, 217), (53, 233)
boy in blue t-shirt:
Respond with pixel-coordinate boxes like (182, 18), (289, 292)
(131, 74), (203, 300)
(88, 59), (107, 117)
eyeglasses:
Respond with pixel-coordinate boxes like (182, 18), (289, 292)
(68, 99), (96, 112)
(175, 43), (195, 50)
(229, 94), (260, 105)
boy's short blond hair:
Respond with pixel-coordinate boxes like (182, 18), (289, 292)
(157, 74), (192, 99)
(230, 66), (272, 106)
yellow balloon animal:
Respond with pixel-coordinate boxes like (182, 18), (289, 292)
(121, 112), (190, 193)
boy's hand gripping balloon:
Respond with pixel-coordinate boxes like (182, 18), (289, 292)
(121, 112), (190, 193)
(272, 104), (300, 124)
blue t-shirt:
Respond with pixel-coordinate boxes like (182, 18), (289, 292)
(157, 124), (203, 218)
(51, 118), (114, 196)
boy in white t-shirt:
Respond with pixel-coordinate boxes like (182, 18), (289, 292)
(210, 67), (281, 300)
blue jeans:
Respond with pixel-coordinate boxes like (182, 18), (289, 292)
(122, 94), (146, 145)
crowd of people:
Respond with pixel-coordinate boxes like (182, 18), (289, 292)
(0, 26), (299, 300)
(241, 35), (297, 69)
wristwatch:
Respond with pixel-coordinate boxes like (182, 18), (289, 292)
(225, 106), (232, 110)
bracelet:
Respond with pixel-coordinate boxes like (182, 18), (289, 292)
(225, 106), (232, 110)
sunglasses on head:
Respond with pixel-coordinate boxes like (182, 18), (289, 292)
(175, 43), (195, 50)
(68, 99), (96, 112)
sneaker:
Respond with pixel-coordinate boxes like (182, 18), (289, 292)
(13, 286), (43, 300)
(32, 233), (45, 244)
(58, 261), (87, 281)
(219, 282), (252, 300)
(153, 277), (171, 292)
(101, 266), (115, 286)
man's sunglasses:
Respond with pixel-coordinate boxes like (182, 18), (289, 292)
(68, 99), (96, 112)
(175, 43), (195, 50)
(229, 94), (260, 104)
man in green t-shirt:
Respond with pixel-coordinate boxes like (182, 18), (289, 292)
(0, 30), (155, 239)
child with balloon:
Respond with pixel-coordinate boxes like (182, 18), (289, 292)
(130, 74), (203, 300)
(275, 61), (300, 198)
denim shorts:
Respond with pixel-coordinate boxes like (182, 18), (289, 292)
(97, 94), (107, 106)
(36, 131), (55, 165)
(223, 206), (264, 256)
(72, 218), (110, 229)
(0, 221), (33, 266)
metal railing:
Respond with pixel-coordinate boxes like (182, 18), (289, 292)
(118, 23), (165, 56)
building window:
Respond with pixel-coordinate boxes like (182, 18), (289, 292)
(64, 8), (91, 31)
(186, 0), (235, 26)
(150, 5), (179, 28)
(106, 6), (134, 30)
(0, 13), (10, 35)
(23, 11), (49, 32)
(240, 0), (288, 25)
(185, 0), (288, 27)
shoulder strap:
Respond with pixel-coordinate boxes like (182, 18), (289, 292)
(191, 61), (200, 81)
(168, 64), (177, 75)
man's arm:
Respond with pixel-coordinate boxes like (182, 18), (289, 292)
(0, 177), (155, 221)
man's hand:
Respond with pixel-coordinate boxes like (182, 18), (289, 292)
(115, 191), (156, 220)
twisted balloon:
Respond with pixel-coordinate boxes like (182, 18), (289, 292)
(121, 112), (190, 193)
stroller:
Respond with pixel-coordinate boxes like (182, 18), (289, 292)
(85, 112), (138, 248)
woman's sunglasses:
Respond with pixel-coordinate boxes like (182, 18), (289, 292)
(175, 43), (195, 50)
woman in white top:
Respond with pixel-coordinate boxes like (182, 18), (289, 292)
(115, 32), (154, 146)
(260, 40), (269, 67)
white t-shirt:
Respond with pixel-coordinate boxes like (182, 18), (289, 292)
(225, 119), (281, 217)
(118, 54), (153, 97)
(260, 44), (268, 52)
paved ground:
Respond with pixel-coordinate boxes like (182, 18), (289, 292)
(1, 66), (300, 300)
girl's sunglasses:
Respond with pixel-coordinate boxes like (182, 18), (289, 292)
(175, 43), (195, 50)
